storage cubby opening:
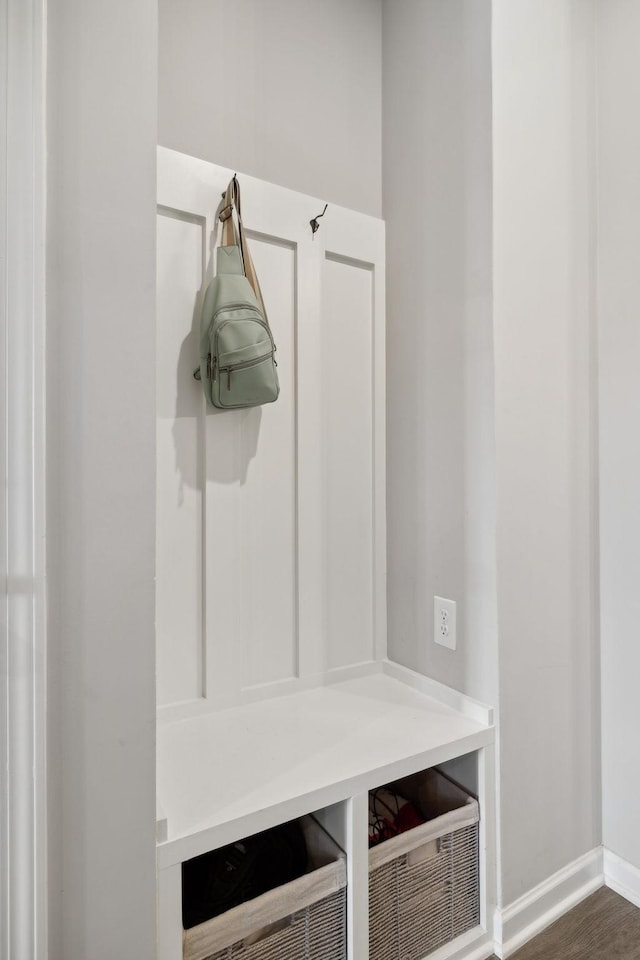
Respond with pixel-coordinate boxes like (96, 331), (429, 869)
(368, 767), (480, 960)
(368, 766), (477, 850)
(182, 814), (347, 960)
(437, 751), (479, 800)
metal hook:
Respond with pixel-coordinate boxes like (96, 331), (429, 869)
(310, 203), (328, 237)
(220, 174), (238, 200)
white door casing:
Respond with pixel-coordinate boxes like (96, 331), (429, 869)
(156, 148), (386, 719)
(0, 1), (48, 958)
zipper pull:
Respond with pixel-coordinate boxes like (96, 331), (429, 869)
(227, 367), (231, 390)
(206, 354), (212, 380)
(212, 356), (217, 382)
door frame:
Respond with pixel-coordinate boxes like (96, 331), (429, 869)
(0, 0), (48, 956)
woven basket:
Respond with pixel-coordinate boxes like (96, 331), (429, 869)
(183, 817), (346, 960)
(369, 769), (480, 960)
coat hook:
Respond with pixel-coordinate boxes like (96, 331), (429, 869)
(310, 203), (328, 237)
(221, 175), (238, 199)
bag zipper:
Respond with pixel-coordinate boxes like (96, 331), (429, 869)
(212, 318), (275, 369)
(221, 352), (275, 390)
(214, 316), (274, 346)
(212, 302), (264, 322)
(206, 354), (218, 382)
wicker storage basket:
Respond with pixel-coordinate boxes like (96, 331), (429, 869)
(369, 769), (480, 960)
(183, 816), (346, 960)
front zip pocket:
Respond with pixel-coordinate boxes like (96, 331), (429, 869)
(213, 350), (279, 408)
(208, 305), (279, 408)
(221, 352), (276, 390)
(217, 334), (273, 371)
(213, 317), (274, 365)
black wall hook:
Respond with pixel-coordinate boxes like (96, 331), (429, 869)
(220, 174), (238, 200)
(310, 203), (328, 236)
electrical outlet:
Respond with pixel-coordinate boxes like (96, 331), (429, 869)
(434, 596), (457, 651)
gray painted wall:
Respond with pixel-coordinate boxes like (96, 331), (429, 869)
(597, 0), (640, 874)
(384, 0), (601, 909)
(158, 0), (382, 217)
(383, 0), (497, 709)
(492, 0), (600, 904)
(46, 1), (157, 957)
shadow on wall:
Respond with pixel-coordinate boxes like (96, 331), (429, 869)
(171, 229), (261, 495)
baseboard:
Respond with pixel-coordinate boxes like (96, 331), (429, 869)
(424, 927), (495, 960)
(382, 659), (494, 726)
(494, 848), (603, 958)
(604, 849), (640, 909)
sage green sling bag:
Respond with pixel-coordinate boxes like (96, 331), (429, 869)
(195, 176), (279, 409)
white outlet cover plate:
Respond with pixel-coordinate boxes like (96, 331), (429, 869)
(434, 596), (457, 651)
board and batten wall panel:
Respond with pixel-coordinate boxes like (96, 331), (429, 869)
(156, 203), (298, 710)
(323, 256), (375, 670)
(156, 149), (385, 718)
(207, 236), (298, 693)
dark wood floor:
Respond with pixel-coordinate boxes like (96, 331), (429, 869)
(491, 887), (640, 960)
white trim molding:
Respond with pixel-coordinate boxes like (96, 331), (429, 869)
(424, 927), (494, 960)
(604, 849), (640, 909)
(494, 848), (603, 959)
(0, 0), (48, 958)
(382, 659), (495, 727)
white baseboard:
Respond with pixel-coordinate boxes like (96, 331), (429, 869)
(494, 848), (603, 958)
(490, 847), (640, 959)
(382, 659), (494, 726)
(604, 849), (640, 909)
(425, 927), (495, 960)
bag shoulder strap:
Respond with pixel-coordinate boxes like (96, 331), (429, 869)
(219, 176), (269, 324)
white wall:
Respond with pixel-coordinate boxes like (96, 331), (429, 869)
(46, 1), (157, 957)
(383, 0), (497, 708)
(158, 0), (382, 217)
(42, 1), (613, 950)
(597, 0), (640, 874)
(492, 0), (601, 904)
